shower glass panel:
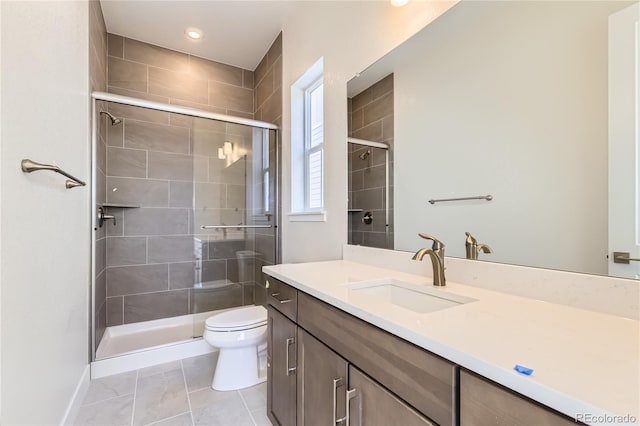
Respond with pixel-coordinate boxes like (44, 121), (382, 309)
(93, 100), (277, 361)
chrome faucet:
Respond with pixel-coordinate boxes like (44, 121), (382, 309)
(465, 232), (492, 260)
(412, 233), (446, 286)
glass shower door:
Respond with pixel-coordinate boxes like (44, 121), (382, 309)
(93, 98), (278, 360)
(190, 119), (277, 337)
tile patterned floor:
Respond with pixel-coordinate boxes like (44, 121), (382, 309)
(74, 353), (271, 426)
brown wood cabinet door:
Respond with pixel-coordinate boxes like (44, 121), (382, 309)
(297, 329), (349, 426)
(268, 306), (297, 426)
(347, 366), (435, 426)
(460, 370), (579, 426)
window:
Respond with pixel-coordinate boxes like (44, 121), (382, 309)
(290, 58), (326, 221)
(304, 79), (324, 211)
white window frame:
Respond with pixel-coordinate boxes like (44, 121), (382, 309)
(289, 57), (326, 222)
(303, 78), (324, 212)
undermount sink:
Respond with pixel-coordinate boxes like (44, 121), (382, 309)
(346, 279), (476, 314)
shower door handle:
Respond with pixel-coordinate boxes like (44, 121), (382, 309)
(285, 337), (296, 376)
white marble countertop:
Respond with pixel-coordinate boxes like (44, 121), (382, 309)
(263, 260), (640, 426)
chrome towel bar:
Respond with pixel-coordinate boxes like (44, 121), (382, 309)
(428, 195), (493, 205)
(201, 224), (273, 230)
(613, 252), (640, 264)
(21, 159), (86, 189)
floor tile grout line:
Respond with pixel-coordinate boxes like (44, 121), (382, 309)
(238, 389), (258, 426)
(130, 370), (140, 426)
(181, 359), (196, 426)
(80, 390), (136, 408)
(143, 411), (191, 426)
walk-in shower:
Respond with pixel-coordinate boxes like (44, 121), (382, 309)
(91, 92), (278, 373)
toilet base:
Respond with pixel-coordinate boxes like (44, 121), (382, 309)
(211, 346), (267, 391)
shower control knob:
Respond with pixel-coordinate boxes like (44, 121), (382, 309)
(362, 212), (373, 225)
(97, 206), (117, 228)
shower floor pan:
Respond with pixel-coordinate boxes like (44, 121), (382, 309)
(92, 311), (222, 378)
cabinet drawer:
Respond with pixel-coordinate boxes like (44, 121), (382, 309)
(298, 292), (456, 426)
(266, 276), (298, 321)
(460, 370), (580, 426)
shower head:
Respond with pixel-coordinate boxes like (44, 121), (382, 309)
(359, 149), (371, 160)
(100, 111), (122, 126)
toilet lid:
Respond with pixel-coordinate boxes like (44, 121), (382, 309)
(205, 305), (267, 331)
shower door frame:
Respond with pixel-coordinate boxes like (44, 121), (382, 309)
(90, 91), (280, 362)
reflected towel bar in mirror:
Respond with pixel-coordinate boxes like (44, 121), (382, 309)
(201, 225), (273, 230)
(21, 159), (86, 189)
(428, 195), (493, 205)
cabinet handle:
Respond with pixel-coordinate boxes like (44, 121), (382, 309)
(345, 388), (358, 426)
(333, 378), (346, 425)
(285, 337), (296, 376)
(271, 292), (292, 304)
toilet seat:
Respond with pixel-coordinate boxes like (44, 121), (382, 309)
(205, 305), (267, 332)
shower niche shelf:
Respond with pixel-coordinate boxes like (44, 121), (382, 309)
(102, 203), (140, 209)
(348, 209), (364, 213)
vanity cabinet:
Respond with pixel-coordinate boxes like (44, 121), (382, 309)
(266, 275), (581, 426)
(266, 276), (452, 426)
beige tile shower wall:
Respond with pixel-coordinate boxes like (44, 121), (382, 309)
(253, 34), (282, 306)
(348, 74), (394, 249)
(103, 35), (260, 326)
(90, 0), (108, 349)
(106, 34), (255, 118)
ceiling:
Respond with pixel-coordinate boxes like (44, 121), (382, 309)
(100, 1), (297, 70)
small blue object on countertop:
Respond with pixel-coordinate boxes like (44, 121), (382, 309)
(514, 365), (534, 375)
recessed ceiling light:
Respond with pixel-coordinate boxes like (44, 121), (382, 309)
(185, 27), (203, 41)
(390, 0), (409, 6)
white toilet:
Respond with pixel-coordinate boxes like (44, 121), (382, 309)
(203, 305), (268, 391)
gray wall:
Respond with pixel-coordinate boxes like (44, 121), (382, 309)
(348, 74), (394, 249)
(102, 35), (261, 328)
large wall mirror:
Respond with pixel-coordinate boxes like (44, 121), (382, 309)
(347, 0), (640, 280)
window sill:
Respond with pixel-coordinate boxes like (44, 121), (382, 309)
(288, 211), (327, 222)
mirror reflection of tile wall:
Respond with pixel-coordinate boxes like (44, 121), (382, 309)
(348, 74), (394, 249)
